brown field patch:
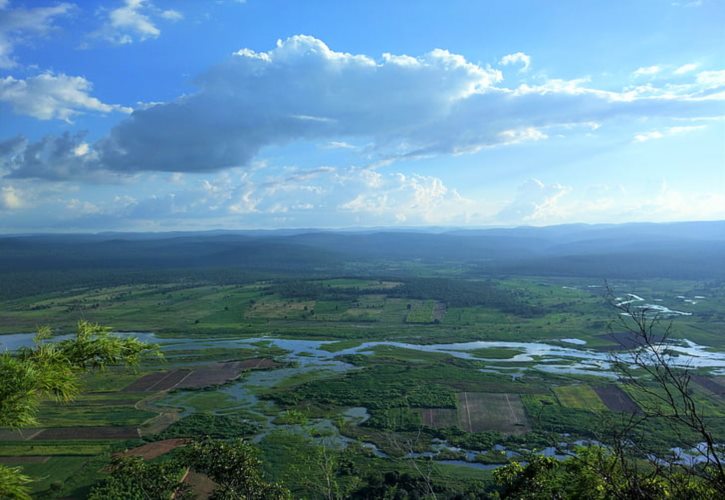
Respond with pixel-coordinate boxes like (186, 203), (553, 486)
(149, 369), (193, 391)
(122, 359), (278, 393)
(34, 426), (139, 440)
(596, 332), (665, 351)
(0, 429), (45, 441)
(456, 392), (529, 434)
(238, 358), (279, 370)
(120, 438), (188, 460)
(691, 375), (725, 397)
(420, 408), (458, 429)
(594, 385), (641, 414)
(433, 301), (447, 322)
(0, 456), (50, 464)
(122, 371), (171, 392)
(175, 359), (278, 389)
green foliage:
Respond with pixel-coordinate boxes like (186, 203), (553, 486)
(493, 447), (722, 499)
(365, 407), (421, 431)
(259, 431), (362, 499)
(0, 322), (157, 498)
(181, 438), (291, 499)
(437, 428), (502, 451)
(388, 277), (542, 316)
(157, 413), (258, 440)
(0, 464), (32, 500)
(87, 456), (188, 500)
(350, 470), (444, 499)
(273, 409), (308, 425)
(53, 320), (159, 370)
(273, 363), (457, 410)
(1, 321), (158, 429)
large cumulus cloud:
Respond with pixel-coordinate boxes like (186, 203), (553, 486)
(2, 35), (724, 181)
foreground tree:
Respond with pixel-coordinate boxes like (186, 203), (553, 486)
(493, 288), (725, 498)
(604, 289), (725, 496)
(87, 456), (190, 500)
(88, 438), (291, 500)
(493, 448), (715, 499)
(181, 438), (291, 499)
(0, 321), (159, 499)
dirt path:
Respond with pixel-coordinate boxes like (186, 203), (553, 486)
(119, 438), (188, 460)
(462, 392), (473, 432)
(136, 393), (181, 437)
(504, 393), (517, 425)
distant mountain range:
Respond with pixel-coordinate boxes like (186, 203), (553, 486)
(1, 220), (723, 280)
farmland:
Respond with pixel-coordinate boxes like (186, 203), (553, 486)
(1, 237), (725, 497)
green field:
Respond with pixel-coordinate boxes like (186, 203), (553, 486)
(2, 272), (725, 497)
(552, 385), (607, 411)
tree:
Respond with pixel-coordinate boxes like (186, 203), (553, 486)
(86, 438), (291, 499)
(180, 438), (291, 499)
(87, 456), (190, 500)
(605, 288), (725, 495)
(492, 288), (725, 499)
(0, 321), (159, 499)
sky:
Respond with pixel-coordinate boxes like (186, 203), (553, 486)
(0, 0), (723, 232)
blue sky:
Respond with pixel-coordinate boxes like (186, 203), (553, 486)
(0, 0), (723, 232)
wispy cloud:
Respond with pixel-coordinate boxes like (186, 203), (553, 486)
(633, 65), (662, 77)
(674, 63), (699, 75)
(633, 125), (706, 143)
(0, 1), (75, 68)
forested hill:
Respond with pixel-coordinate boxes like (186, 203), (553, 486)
(0, 221), (723, 285)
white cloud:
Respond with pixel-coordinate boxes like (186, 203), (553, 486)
(633, 125), (705, 143)
(633, 65), (662, 77)
(496, 179), (571, 223)
(696, 70), (725, 88)
(674, 63), (699, 75)
(323, 141), (356, 150)
(65, 198), (100, 214)
(73, 142), (90, 156)
(0, 72), (132, 121)
(3, 35), (724, 181)
(633, 130), (664, 142)
(96, 0), (182, 45)
(340, 173), (474, 224)
(0, 2), (74, 68)
(499, 52), (531, 72)
(160, 9), (183, 21)
(671, 1), (703, 7)
(498, 127), (548, 145)
(0, 184), (22, 209)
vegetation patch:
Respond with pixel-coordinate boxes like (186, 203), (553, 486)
(419, 408), (458, 429)
(0, 441), (112, 456)
(466, 347), (526, 359)
(553, 385), (607, 411)
(456, 392), (529, 434)
(157, 414), (258, 440)
(405, 300), (437, 323)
